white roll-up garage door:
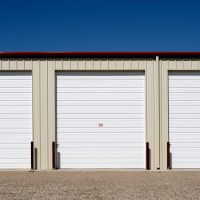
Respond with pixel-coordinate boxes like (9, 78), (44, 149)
(0, 72), (32, 169)
(169, 72), (200, 168)
(56, 72), (145, 168)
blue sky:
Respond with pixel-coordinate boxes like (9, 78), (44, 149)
(0, 0), (200, 52)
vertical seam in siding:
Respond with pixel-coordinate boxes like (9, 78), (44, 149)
(39, 60), (42, 167)
(92, 59), (94, 70)
(167, 60), (169, 70)
(31, 63), (34, 147)
(8, 60), (10, 70)
(160, 60), (163, 169)
(145, 61), (147, 141)
(181, 60), (184, 70)
(61, 59), (63, 70)
(16, 60), (18, 70)
(47, 59), (49, 168)
(157, 57), (160, 169)
(175, 60), (177, 70)
(159, 59), (162, 169)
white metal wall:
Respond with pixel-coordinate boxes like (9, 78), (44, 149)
(56, 72), (145, 168)
(0, 72), (32, 169)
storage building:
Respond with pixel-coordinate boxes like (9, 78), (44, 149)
(0, 52), (199, 170)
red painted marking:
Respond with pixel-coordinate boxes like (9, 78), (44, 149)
(98, 123), (103, 128)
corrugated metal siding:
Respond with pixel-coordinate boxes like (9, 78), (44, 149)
(0, 58), (154, 70)
(160, 59), (200, 70)
(0, 59), (33, 70)
(53, 59), (151, 70)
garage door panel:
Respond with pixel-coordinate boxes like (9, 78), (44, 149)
(0, 101), (32, 106)
(171, 143), (200, 148)
(169, 113), (200, 119)
(57, 73), (144, 79)
(0, 119), (31, 128)
(57, 106), (144, 114)
(58, 127), (144, 133)
(0, 74), (32, 79)
(57, 87), (144, 93)
(0, 149), (30, 156)
(0, 114), (32, 119)
(0, 164), (30, 169)
(169, 88), (200, 93)
(57, 113), (144, 119)
(170, 135), (200, 142)
(169, 101), (200, 106)
(170, 132), (200, 136)
(60, 158), (145, 163)
(57, 80), (144, 88)
(59, 160), (145, 169)
(169, 119), (200, 127)
(169, 127), (200, 133)
(0, 106), (31, 114)
(58, 132), (144, 137)
(58, 133), (145, 138)
(59, 148), (145, 155)
(57, 93), (144, 101)
(57, 137), (144, 143)
(0, 88), (32, 93)
(57, 119), (144, 128)
(172, 157), (200, 163)
(57, 163), (145, 169)
(0, 72), (32, 169)
(172, 150), (200, 158)
(172, 163), (200, 168)
(0, 159), (30, 164)
(57, 100), (144, 106)
(0, 143), (30, 148)
(0, 128), (32, 134)
(57, 72), (145, 168)
(0, 93), (32, 97)
(169, 106), (200, 114)
(0, 96), (32, 101)
(0, 154), (30, 159)
(169, 80), (200, 88)
(0, 80), (32, 87)
(169, 94), (200, 101)
(59, 143), (144, 148)
(60, 153), (145, 159)
(0, 137), (32, 143)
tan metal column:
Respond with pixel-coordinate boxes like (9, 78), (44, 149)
(154, 56), (160, 169)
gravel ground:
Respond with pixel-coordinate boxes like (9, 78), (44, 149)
(0, 171), (200, 200)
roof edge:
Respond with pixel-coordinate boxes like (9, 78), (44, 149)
(0, 52), (200, 58)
